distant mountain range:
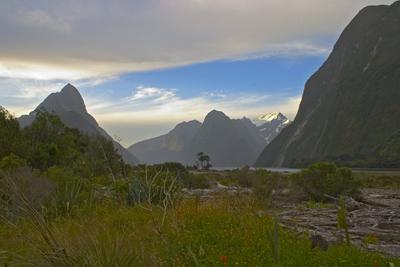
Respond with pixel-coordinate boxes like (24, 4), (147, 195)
(19, 84), (139, 165)
(255, 1), (400, 168)
(16, 83), (290, 168)
(129, 110), (289, 167)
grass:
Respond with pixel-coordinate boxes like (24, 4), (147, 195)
(1, 194), (399, 266)
(356, 172), (400, 189)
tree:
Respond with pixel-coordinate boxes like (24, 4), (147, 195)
(196, 152), (212, 170)
(0, 107), (26, 160)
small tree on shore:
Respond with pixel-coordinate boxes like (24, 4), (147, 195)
(196, 152), (212, 170)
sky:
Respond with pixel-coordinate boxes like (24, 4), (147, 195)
(0, 0), (394, 146)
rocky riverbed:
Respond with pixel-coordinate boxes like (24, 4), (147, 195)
(183, 186), (400, 257)
(276, 188), (400, 257)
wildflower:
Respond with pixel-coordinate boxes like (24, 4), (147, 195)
(219, 255), (228, 265)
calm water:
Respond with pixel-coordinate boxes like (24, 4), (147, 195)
(211, 167), (400, 174)
(211, 167), (301, 173)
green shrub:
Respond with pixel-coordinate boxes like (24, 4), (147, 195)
(180, 173), (210, 189)
(44, 167), (95, 219)
(293, 162), (361, 201)
(0, 154), (26, 172)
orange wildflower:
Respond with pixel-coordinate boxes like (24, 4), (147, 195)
(219, 255), (228, 265)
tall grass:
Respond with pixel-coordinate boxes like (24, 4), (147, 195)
(1, 194), (399, 266)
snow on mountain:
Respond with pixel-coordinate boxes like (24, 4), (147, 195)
(253, 112), (290, 126)
(253, 112), (291, 144)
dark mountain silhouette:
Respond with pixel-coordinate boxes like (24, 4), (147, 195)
(19, 84), (139, 165)
(190, 110), (265, 167)
(129, 110), (288, 167)
(128, 120), (201, 164)
(255, 1), (400, 168)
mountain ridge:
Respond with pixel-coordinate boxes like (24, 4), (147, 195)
(129, 110), (289, 167)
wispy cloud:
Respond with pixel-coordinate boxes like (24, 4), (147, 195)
(127, 86), (177, 103)
(233, 41), (331, 61)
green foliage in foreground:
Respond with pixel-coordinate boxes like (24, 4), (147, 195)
(0, 196), (398, 267)
(292, 162), (361, 201)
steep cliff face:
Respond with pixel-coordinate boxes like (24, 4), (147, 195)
(255, 1), (400, 168)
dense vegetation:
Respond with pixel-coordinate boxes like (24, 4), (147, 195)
(0, 107), (123, 176)
(0, 107), (398, 266)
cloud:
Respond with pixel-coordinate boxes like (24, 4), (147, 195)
(233, 42), (331, 61)
(128, 87), (177, 102)
(0, 78), (64, 114)
(0, 0), (393, 80)
(17, 9), (72, 32)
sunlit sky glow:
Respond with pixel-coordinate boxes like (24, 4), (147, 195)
(0, 0), (394, 146)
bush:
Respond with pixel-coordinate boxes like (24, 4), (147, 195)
(251, 170), (287, 206)
(44, 167), (95, 219)
(292, 162), (361, 201)
(180, 173), (210, 189)
(0, 154), (26, 172)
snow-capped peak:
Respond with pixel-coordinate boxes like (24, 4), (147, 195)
(259, 112), (281, 122)
(253, 112), (289, 126)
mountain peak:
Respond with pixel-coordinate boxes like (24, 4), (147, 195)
(61, 83), (78, 93)
(173, 120), (202, 131)
(204, 110), (230, 122)
(259, 112), (283, 121)
(19, 84), (139, 165)
(253, 112), (289, 126)
(37, 83), (87, 114)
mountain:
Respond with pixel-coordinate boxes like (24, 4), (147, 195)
(128, 120), (201, 164)
(253, 112), (290, 143)
(129, 110), (275, 167)
(255, 1), (400, 168)
(190, 110), (265, 167)
(19, 84), (139, 165)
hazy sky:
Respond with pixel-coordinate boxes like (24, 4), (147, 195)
(0, 0), (394, 146)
